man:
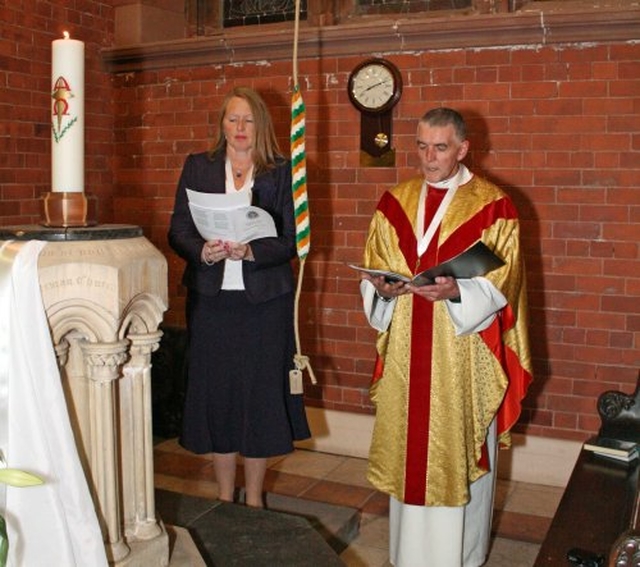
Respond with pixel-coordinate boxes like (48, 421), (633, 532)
(358, 107), (532, 566)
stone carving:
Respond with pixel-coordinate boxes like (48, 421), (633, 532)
(34, 232), (169, 566)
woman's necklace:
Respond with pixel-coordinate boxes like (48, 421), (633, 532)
(226, 158), (253, 186)
(230, 159), (250, 178)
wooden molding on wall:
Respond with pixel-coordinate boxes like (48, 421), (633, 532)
(102, 4), (640, 73)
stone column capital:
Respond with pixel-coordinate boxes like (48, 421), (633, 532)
(81, 340), (129, 383)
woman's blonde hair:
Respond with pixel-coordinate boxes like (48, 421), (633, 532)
(210, 86), (283, 174)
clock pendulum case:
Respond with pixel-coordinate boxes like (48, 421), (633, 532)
(347, 58), (403, 167)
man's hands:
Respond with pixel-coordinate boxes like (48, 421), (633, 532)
(363, 275), (408, 301)
(408, 276), (460, 302)
(363, 274), (460, 302)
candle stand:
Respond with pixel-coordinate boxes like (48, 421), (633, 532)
(41, 191), (98, 227)
(0, 224), (170, 566)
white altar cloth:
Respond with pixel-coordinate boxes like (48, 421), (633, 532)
(0, 240), (107, 567)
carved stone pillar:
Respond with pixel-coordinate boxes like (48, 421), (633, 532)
(0, 224), (170, 566)
(121, 331), (164, 541)
(83, 340), (131, 562)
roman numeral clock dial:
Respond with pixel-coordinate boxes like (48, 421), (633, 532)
(348, 58), (402, 166)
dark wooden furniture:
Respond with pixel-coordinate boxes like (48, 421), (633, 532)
(534, 450), (638, 566)
(535, 378), (640, 566)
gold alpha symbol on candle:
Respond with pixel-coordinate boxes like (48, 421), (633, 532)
(52, 76), (76, 142)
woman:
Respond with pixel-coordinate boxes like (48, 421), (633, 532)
(168, 86), (311, 508)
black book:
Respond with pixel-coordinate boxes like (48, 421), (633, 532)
(583, 435), (639, 462)
(349, 241), (505, 286)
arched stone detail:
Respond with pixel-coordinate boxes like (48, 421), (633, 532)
(53, 337), (70, 367)
(46, 298), (120, 344)
(119, 292), (167, 339)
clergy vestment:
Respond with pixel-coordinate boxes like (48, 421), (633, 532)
(360, 165), (532, 566)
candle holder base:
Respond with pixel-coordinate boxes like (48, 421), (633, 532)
(41, 192), (98, 228)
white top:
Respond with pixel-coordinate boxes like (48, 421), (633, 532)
(222, 159), (254, 290)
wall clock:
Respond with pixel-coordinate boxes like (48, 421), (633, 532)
(347, 58), (403, 166)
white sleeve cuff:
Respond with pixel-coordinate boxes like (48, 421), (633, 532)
(445, 277), (507, 336)
(360, 279), (396, 332)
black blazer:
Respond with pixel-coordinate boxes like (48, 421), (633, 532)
(168, 151), (296, 304)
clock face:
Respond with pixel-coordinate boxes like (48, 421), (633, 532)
(348, 60), (401, 114)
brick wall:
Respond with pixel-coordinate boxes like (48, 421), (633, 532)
(2, 4), (639, 443)
(110, 45), (640, 441)
(0, 1), (116, 223)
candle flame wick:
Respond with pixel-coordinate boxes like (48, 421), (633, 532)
(63, 31), (70, 40)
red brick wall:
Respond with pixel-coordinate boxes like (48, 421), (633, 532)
(2, 6), (639, 443)
(0, 1), (116, 223)
(110, 46), (640, 441)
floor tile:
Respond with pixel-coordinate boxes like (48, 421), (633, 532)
(265, 492), (361, 553)
(155, 473), (219, 500)
(154, 451), (215, 480)
(484, 537), (540, 567)
(155, 441), (553, 566)
(327, 455), (372, 488)
(350, 513), (389, 550)
(503, 481), (563, 518)
(269, 449), (348, 479)
(167, 525), (207, 567)
(340, 542), (392, 567)
(360, 490), (390, 516)
(187, 500), (345, 566)
(494, 478), (517, 511)
(261, 469), (318, 498)
(301, 479), (377, 509)
(492, 509), (550, 543)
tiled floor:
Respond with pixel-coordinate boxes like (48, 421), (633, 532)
(154, 438), (564, 566)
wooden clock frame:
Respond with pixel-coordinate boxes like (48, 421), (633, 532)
(347, 58), (403, 166)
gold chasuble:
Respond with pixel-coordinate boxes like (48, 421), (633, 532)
(364, 175), (532, 507)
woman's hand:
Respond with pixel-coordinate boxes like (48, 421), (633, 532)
(226, 242), (253, 261)
(201, 240), (227, 265)
(202, 240), (253, 264)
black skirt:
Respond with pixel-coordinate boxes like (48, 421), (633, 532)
(180, 290), (311, 458)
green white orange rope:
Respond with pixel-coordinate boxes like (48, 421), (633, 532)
(291, 85), (310, 259)
(291, 0), (315, 384)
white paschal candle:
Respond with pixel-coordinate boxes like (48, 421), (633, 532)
(51, 32), (84, 193)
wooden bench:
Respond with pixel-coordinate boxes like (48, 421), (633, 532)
(535, 378), (640, 567)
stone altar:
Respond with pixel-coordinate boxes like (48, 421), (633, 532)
(0, 224), (169, 566)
